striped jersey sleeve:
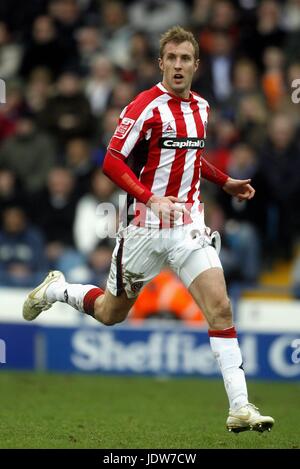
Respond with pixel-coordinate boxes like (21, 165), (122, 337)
(108, 85), (165, 158)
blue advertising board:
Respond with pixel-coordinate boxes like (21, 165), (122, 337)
(1, 322), (300, 380)
(0, 323), (37, 370)
(44, 325), (300, 380)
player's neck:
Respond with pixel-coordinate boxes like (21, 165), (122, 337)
(161, 81), (191, 100)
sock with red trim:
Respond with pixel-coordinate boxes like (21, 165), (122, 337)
(83, 288), (104, 317)
(209, 326), (248, 411)
(46, 281), (103, 316)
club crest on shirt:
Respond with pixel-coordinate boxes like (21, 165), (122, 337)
(114, 117), (135, 139)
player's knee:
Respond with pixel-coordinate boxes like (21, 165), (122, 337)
(99, 306), (128, 327)
(101, 315), (120, 326)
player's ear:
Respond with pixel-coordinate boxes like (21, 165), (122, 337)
(158, 57), (164, 72)
(194, 59), (199, 72)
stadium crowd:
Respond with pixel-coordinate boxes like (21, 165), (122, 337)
(0, 0), (300, 301)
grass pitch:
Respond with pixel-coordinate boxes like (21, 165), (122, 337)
(0, 371), (299, 449)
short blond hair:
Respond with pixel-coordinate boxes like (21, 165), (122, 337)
(159, 26), (199, 60)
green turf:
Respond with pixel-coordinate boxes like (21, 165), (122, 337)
(0, 371), (299, 449)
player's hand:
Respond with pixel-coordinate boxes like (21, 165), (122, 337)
(223, 177), (255, 202)
(147, 195), (188, 224)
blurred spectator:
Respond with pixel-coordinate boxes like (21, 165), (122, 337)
(48, 0), (82, 64)
(92, 106), (121, 166)
(0, 21), (22, 80)
(99, 0), (135, 69)
(39, 70), (95, 147)
(75, 25), (103, 76)
(86, 242), (113, 288)
(64, 137), (97, 196)
(205, 195), (260, 284)
(0, 82), (25, 144)
(0, 168), (27, 220)
(224, 58), (264, 119)
(129, 31), (155, 68)
(198, 0), (239, 56)
(0, 111), (56, 194)
(134, 57), (161, 93)
(261, 46), (286, 110)
(191, 0), (214, 29)
(32, 167), (78, 267)
(282, 0), (300, 32)
(210, 0), (238, 34)
(85, 54), (116, 116)
(280, 62), (300, 126)
(25, 67), (53, 114)
(0, 206), (48, 287)
(236, 94), (268, 148)
(57, 241), (113, 287)
(108, 81), (137, 109)
(259, 113), (300, 260)
(219, 142), (269, 253)
(240, 0), (286, 69)
(205, 112), (239, 174)
(196, 30), (235, 105)
(0, 0), (48, 39)
(19, 15), (66, 80)
(128, 0), (188, 46)
(73, 168), (117, 255)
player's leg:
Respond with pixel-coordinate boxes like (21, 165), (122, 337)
(188, 266), (232, 330)
(174, 245), (274, 432)
(23, 226), (163, 325)
(22, 269), (135, 324)
(93, 289), (135, 325)
(188, 264), (274, 432)
(188, 264), (248, 409)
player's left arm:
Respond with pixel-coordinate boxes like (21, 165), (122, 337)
(201, 157), (255, 201)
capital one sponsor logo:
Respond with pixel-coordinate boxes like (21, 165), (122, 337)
(0, 79), (6, 103)
(159, 137), (206, 149)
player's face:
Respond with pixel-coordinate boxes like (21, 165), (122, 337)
(159, 41), (199, 99)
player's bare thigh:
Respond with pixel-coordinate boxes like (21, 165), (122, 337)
(94, 289), (135, 326)
(188, 267), (232, 330)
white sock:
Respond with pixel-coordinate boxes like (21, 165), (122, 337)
(210, 335), (248, 411)
(46, 281), (99, 313)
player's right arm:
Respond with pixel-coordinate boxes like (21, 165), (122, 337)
(103, 148), (153, 204)
(103, 149), (185, 222)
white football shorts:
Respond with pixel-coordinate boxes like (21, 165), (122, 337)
(106, 221), (223, 299)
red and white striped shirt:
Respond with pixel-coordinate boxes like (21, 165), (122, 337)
(108, 82), (210, 227)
